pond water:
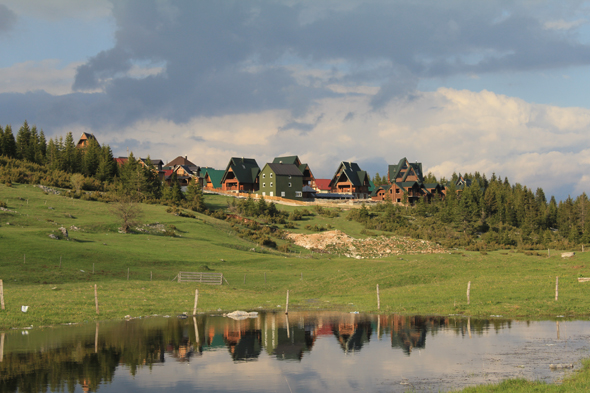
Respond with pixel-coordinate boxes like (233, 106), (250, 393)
(1, 312), (590, 392)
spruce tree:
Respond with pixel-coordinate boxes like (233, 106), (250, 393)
(2, 125), (16, 158)
(15, 120), (31, 160)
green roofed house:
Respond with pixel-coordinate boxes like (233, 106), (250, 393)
(221, 157), (260, 192)
(386, 157), (444, 204)
(329, 161), (371, 199)
(202, 167), (225, 190)
(258, 163), (303, 199)
(272, 155), (316, 188)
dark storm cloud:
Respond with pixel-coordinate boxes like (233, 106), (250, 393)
(3, 1), (590, 131)
(0, 4), (17, 34)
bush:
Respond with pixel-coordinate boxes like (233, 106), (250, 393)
(278, 244), (290, 253)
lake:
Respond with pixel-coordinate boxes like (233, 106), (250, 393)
(1, 312), (589, 392)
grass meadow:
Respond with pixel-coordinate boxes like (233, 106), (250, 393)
(1, 183), (590, 331)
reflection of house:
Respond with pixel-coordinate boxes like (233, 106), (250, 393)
(258, 163), (303, 199)
(272, 325), (316, 361)
(221, 157), (260, 192)
(332, 321), (372, 353)
(76, 132), (100, 149)
(329, 162), (370, 199)
(223, 324), (262, 361)
(390, 315), (448, 355)
(272, 156), (316, 188)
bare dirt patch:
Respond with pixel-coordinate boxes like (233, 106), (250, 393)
(286, 230), (446, 258)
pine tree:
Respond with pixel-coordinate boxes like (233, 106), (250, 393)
(15, 120), (31, 160)
(0, 124), (4, 156)
(2, 125), (17, 158)
(96, 145), (117, 182)
(186, 180), (205, 212)
(37, 129), (47, 164)
(82, 138), (101, 177)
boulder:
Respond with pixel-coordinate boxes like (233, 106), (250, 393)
(561, 252), (575, 258)
(59, 227), (68, 238)
(49, 234), (59, 240)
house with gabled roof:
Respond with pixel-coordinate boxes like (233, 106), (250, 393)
(386, 157), (444, 204)
(164, 156), (196, 169)
(76, 132), (99, 149)
(221, 157), (260, 192)
(258, 163), (304, 199)
(314, 179), (332, 194)
(272, 155), (316, 188)
(329, 161), (371, 199)
(202, 167), (225, 190)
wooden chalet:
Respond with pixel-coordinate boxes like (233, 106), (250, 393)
(272, 156), (316, 188)
(329, 161), (370, 199)
(314, 179), (332, 194)
(386, 157), (443, 204)
(221, 157), (260, 192)
(76, 132), (99, 149)
(371, 184), (391, 201)
(164, 164), (200, 187)
(202, 167), (225, 190)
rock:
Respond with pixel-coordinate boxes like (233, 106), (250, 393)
(49, 234), (59, 240)
(59, 227), (68, 238)
(561, 252), (575, 258)
(550, 364), (573, 369)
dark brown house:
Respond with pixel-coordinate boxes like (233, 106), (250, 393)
(221, 157), (260, 192)
(329, 161), (370, 199)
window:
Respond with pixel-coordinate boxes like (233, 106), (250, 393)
(289, 175), (292, 179)
(270, 192), (273, 197)
(270, 173), (273, 178)
(281, 191), (285, 197)
(262, 183), (265, 188)
(288, 182), (292, 187)
(262, 192), (266, 196)
(263, 174), (266, 178)
(270, 182), (273, 187)
(295, 191), (302, 198)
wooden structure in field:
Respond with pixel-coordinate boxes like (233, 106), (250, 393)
(383, 157), (444, 204)
(221, 157), (260, 192)
(177, 272), (224, 285)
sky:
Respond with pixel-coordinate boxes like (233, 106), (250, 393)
(1, 0), (590, 200)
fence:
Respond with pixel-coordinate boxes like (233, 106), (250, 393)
(176, 272), (224, 285)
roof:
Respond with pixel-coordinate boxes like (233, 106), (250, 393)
(222, 157), (260, 184)
(388, 157), (424, 183)
(315, 179), (331, 190)
(272, 156), (301, 166)
(371, 184), (391, 196)
(330, 162), (369, 187)
(265, 163), (303, 177)
(166, 156), (196, 167)
(302, 185), (316, 193)
(203, 168), (225, 188)
(115, 157), (127, 166)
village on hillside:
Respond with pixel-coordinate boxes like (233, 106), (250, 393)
(77, 133), (465, 204)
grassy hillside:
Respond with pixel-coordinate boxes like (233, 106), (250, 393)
(1, 183), (590, 330)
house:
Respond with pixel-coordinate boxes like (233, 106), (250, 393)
(386, 157), (444, 204)
(272, 156), (316, 188)
(202, 167), (225, 190)
(329, 161), (370, 199)
(221, 157), (260, 192)
(164, 156), (197, 170)
(371, 184), (391, 201)
(164, 165), (199, 187)
(258, 163), (304, 199)
(314, 179), (332, 194)
(76, 132), (99, 149)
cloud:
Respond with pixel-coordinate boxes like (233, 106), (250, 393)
(0, 0), (111, 21)
(544, 19), (587, 30)
(0, 60), (82, 95)
(0, 4), (17, 34)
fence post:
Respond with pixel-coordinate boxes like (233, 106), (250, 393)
(467, 281), (471, 305)
(376, 284), (380, 311)
(193, 289), (199, 315)
(94, 284), (99, 315)
(285, 290), (290, 315)
(555, 276), (559, 301)
(0, 279), (4, 310)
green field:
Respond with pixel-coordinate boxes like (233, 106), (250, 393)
(1, 183), (590, 332)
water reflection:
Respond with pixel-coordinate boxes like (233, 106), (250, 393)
(0, 313), (586, 392)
